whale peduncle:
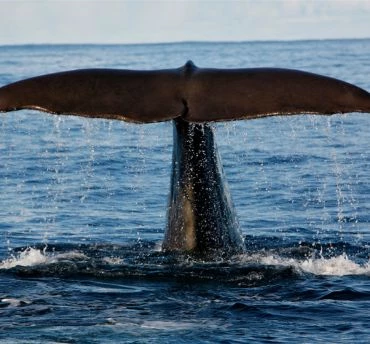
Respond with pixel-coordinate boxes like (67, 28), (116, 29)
(163, 117), (245, 258)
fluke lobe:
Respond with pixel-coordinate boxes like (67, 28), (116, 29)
(1, 61), (370, 257)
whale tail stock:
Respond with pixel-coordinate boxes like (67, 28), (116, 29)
(1, 61), (370, 257)
(1, 61), (370, 122)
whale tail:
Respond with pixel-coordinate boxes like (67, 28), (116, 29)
(1, 62), (370, 122)
(1, 62), (370, 257)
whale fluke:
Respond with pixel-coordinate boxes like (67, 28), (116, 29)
(1, 62), (370, 123)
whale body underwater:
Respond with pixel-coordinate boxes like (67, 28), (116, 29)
(1, 60), (370, 258)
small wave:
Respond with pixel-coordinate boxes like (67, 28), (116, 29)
(140, 320), (199, 330)
(0, 298), (31, 307)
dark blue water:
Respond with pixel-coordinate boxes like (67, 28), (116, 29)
(1, 40), (370, 343)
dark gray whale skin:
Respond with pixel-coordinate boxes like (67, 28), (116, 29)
(1, 61), (370, 123)
(1, 61), (370, 257)
(163, 118), (245, 257)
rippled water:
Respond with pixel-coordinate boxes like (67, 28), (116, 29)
(1, 40), (370, 343)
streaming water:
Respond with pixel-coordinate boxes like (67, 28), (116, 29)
(1, 40), (370, 343)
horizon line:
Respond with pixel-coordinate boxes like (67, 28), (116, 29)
(1, 37), (369, 47)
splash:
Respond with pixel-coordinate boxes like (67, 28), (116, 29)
(0, 247), (87, 269)
(250, 253), (370, 276)
(0, 247), (48, 269)
(1, 244), (369, 278)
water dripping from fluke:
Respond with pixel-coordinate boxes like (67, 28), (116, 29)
(1, 62), (370, 260)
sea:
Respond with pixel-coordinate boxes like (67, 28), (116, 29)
(1, 40), (370, 343)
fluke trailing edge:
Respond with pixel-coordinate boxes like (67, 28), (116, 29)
(1, 61), (370, 257)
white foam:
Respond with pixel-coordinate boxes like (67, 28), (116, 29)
(241, 253), (370, 276)
(298, 254), (370, 276)
(140, 320), (199, 330)
(1, 298), (30, 307)
(0, 247), (87, 269)
(102, 256), (124, 265)
(0, 247), (48, 269)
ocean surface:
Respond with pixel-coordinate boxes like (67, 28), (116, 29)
(1, 40), (370, 343)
